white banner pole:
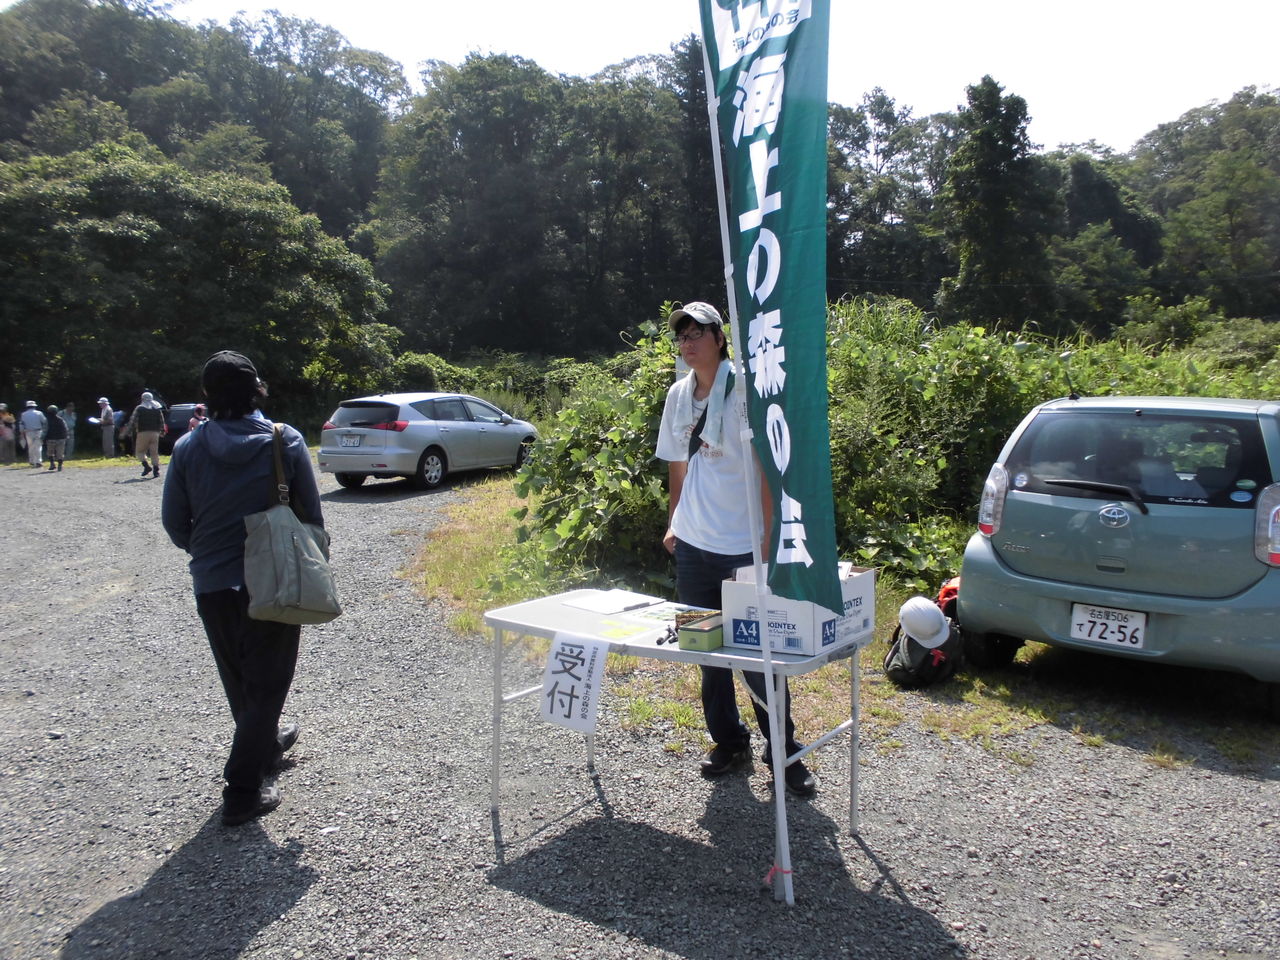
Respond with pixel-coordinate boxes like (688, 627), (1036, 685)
(699, 32), (793, 906)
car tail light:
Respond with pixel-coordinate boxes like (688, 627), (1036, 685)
(322, 421), (337, 431)
(371, 420), (408, 432)
(1253, 483), (1280, 566)
(977, 464), (1008, 537)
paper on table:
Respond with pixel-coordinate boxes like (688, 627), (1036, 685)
(562, 589), (663, 615)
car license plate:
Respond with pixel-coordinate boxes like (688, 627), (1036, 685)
(1070, 603), (1147, 649)
(339, 434), (361, 447)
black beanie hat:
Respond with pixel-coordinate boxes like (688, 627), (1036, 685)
(201, 350), (259, 397)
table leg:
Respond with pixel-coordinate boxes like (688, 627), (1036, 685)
(850, 645), (860, 835)
(491, 627), (504, 813)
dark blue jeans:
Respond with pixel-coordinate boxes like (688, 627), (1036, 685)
(674, 539), (799, 756)
(196, 588), (300, 811)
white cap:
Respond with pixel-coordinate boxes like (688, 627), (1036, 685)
(899, 596), (950, 649)
(668, 301), (723, 331)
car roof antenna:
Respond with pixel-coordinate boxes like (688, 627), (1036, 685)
(1059, 350), (1081, 400)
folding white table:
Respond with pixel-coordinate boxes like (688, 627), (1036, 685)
(486, 589), (871, 904)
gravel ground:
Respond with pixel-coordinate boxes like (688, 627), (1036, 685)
(1, 458), (1277, 960)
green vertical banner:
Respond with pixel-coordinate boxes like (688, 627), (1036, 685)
(698, 0), (841, 616)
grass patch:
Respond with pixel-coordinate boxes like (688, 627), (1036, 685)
(404, 475), (531, 634)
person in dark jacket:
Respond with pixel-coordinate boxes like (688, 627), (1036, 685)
(161, 350), (323, 826)
(43, 405), (68, 471)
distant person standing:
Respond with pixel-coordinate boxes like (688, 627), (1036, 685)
(19, 401), (46, 468)
(43, 405), (67, 471)
(0, 403), (15, 464)
(96, 398), (115, 457)
(129, 391), (165, 478)
(62, 401), (77, 458)
(189, 403), (209, 432)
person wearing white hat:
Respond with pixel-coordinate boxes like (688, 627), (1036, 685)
(19, 401), (46, 467)
(96, 397), (115, 457)
(656, 301), (817, 797)
(128, 391), (165, 478)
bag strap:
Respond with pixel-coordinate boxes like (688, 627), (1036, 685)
(687, 405), (709, 460)
(269, 422), (302, 519)
(686, 372), (736, 461)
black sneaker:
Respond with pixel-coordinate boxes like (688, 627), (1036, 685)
(222, 782), (281, 826)
(700, 744), (749, 777)
(761, 749), (818, 797)
(140, 464), (150, 477)
(277, 723), (300, 754)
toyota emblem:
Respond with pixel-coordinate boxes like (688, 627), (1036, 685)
(1099, 504), (1130, 528)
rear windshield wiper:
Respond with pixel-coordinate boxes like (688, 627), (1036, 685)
(1041, 478), (1150, 514)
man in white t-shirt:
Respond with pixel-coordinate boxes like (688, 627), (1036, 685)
(656, 301), (816, 797)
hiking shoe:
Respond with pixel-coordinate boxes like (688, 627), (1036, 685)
(222, 782), (281, 826)
(762, 749), (818, 797)
(272, 723), (300, 770)
(699, 744), (749, 777)
(277, 723), (300, 754)
(140, 464), (150, 476)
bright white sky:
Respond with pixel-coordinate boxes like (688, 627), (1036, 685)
(18, 0), (1280, 152)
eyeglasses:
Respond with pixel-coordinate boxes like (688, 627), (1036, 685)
(674, 327), (709, 345)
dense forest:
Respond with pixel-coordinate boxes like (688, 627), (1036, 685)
(1, 0), (1277, 420)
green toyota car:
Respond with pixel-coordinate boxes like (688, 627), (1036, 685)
(958, 396), (1280, 714)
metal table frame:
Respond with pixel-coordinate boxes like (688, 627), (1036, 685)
(486, 588), (868, 904)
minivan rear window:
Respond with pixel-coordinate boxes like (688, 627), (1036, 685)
(1005, 411), (1272, 508)
(331, 401), (400, 428)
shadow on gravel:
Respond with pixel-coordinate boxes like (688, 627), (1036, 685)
(488, 777), (964, 960)
(60, 814), (317, 960)
(952, 645), (1280, 778)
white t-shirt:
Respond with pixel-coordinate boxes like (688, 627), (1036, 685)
(656, 371), (754, 556)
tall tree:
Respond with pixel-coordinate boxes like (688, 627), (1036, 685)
(826, 89), (953, 306)
(0, 143), (387, 413)
(936, 76), (1059, 329)
(1130, 88), (1280, 319)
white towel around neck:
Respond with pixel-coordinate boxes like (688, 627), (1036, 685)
(673, 359), (732, 453)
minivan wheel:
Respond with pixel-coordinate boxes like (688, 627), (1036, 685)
(415, 447), (446, 489)
(962, 629), (1023, 668)
(335, 473), (366, 489)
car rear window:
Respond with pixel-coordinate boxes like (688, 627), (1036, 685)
(330, 401), (400, 427)
(1005, 410), (1273, 508)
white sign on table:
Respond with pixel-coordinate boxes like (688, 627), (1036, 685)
(540, 634), (609, 733)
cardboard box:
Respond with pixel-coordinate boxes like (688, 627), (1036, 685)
(722, 564), (875, 656)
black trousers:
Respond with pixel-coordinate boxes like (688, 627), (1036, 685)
(674, 539), (799, 756)
(196, 588), (300, 809)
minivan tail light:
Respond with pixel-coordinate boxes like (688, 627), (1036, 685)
(977, 464), (1009, 537)
(1253, 483), (1280, 566)
(371, 420), (408, 432)
(322, 420), (337, 431)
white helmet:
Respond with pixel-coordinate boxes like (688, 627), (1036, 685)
(899, 596), (950, 649)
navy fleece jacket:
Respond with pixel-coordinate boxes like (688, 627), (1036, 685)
(162, 412), (324, 594)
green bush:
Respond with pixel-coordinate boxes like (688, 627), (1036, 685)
(509, 318), (676, 593)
